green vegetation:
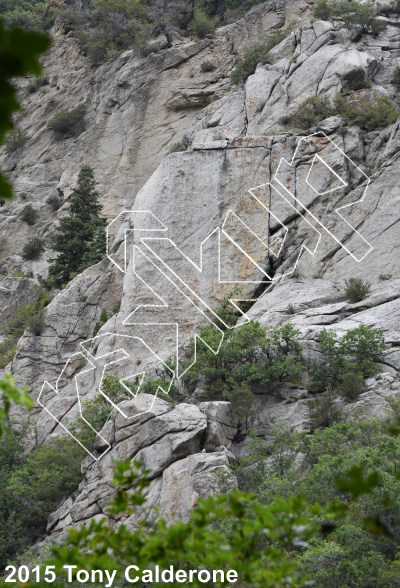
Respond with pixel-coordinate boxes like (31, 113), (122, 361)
(30, 409), (400, 588)
(20, 204), (37, 225)
(0, 287), (52, 368)
(231, 29), (288, 85)
(0, 16), (50, 199)
(186, 321), (304, 398)
(27, 75), (48, 92)
(169, 141), (187, 153)
(200, 59), (216, 72)
(188, 8), (218, 39)
(4, 127), (28, 153)
(345, 276), (371, 303)
(92, 308), (108, 337)
(0, 373), (32, 438)
(231, 417), (400, 584)
(310, 324), (384, 385)
(47, 104), (86, 140)
(392, 66), (400, 87)
(314, 1), (387, 37)
(47, 165), (106, 288)
(280, 93), (399, 132)
(21, 236), (44, 260)
(46, 194), (62, 212)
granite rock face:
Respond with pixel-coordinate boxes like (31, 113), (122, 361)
(2, 0), (400, 537)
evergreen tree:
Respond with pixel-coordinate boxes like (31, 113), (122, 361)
(47, 166), (106, 288)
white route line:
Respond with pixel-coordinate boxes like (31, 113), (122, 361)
(39, 130), (374, 459)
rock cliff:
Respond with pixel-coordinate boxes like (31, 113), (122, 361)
(2, 0), (400, 538)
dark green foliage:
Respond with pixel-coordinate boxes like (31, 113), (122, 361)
(27, 75), (48, 92)
(188, 9), (218, 39)
(0, 17), (50, 199)
(4, 127), (28, 153)
(200, 60), (216, 72)
(314, 0), (335, 20)
(345, 276), (371, 302)
(280, 95), (334, 129)
(309, 386), (343, 428)
(0, 287), (51, 367)
(8, 434), (85, 534)
(231, 418), (400, 584)
(169, 141), (187, 153)
(338, 371), (365, 401)
(231, 29), (288, 85)
(186, 321), (304, 398)
(222, 379), (256, 432)
(283, 93), (399, 132)
(310, 324), (385, 384)
(47, 165), (106, 288)
(313, 1), (387, 36)
(46, 194), (62, 212)
(92, 308), (108, 337)
(20, 203), (37, 225)
(47, 104), (86, 140)
(392, 66), (400, 86)
(0, 422), (30, 568)
(21, 236), (44, 260)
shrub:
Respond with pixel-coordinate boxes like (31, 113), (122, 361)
(314, 1), (387, 36)
(27, 76), (48, 93)
(345, 277), (371, 303)
(92, 308), (108, 337)
(186, 321), (304, 397)
(222, 379), (256, 433)
(21, 236), (44, 260)
(392, 66), (400, 86)
(46, 195), (62, 211)
(188, 9), (218, 39)
(4, 128), (28, 153)
(309, 386), (343, 428)
(310, 324), (385, 384)
(231, 29), (288, 85)
(141, 42), (160, 57)
(47, 104), (86, 139)
(201, 60), (216, 72)
(340, 94), (399, 132)
(281, 95), (334, 130)
(20, 204), (37, 225)
(169, 141), (187, 153)
(338, 371), (365, 401)
(314, 0), (335, 20)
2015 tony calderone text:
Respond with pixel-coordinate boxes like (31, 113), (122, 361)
(4, 565), (238, 585)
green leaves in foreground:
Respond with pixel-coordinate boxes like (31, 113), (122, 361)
(0, 18), (50, 198)
(44, 459), (343, 588)
(0, 372), (33, 438)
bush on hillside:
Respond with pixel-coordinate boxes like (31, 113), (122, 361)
(201, 60), (216, 72)
(4, 127), (28, 153)
(309, 386), (343, 428)
(186, 321), (304, 398)
(47, 104), (86, 139)
(188, 9), (218, 39)
(21, 236), (44, 260)
(20, 204), (37, 225)
(314, 1), (387, 37)
(345, 277), (371, 303)
(281, 93), (399, 131)
(310, 324), (385, 385)
(27, 76), (48, 93)
(231, 29), (289, 85)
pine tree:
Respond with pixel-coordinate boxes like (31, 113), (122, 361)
(47, 166), (106, 288)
